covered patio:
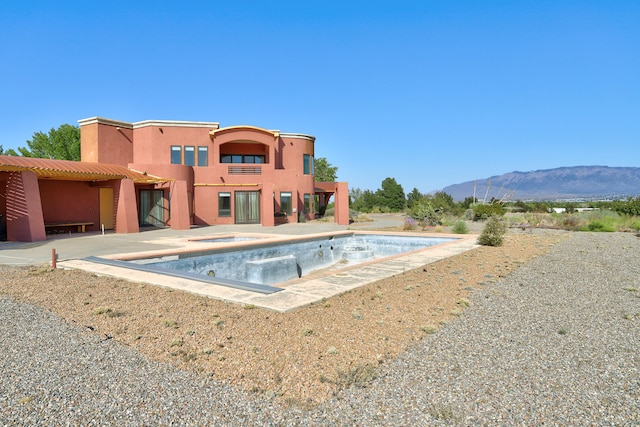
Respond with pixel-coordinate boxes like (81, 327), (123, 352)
(0, 155), (171, 242)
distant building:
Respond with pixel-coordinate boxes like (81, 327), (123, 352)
(0, 117), (348, 242)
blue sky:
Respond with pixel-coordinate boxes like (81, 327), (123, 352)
(1, 1), (639, 194)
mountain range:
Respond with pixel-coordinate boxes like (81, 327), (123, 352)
(441, 166), (640, 202)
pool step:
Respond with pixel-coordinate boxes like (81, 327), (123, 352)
(246, 254), (300, 285)
(342, 238), (375, 260)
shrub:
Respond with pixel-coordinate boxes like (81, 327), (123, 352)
(611, 197), (640, 216)
(334, 363), (377, 388)
(478, 216), (507, 246)
(562, 215), (580, 229)
(403, 217), (418, 230)
(451, 220), (469, 234)
(586, 220), (616, 232)
(407, 200), (443, 226)
(472, 203), (504, 221)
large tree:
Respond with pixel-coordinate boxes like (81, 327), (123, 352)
(12, 124), (81, 160)
(314, 157), (338, 182)
(376, 177), (406, 212)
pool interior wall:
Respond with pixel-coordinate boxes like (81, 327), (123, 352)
(128, 233), (456, 286)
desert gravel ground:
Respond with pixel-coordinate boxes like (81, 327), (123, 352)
(1, 229), (638, 425)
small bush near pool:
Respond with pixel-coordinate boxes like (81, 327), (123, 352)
(451, 220), (469, 234)
(478, 216), (507, 246)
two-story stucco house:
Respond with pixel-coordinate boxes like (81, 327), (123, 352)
(0, 117), (348, 242)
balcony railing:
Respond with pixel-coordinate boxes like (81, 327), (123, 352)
(228, 166), (262, 175)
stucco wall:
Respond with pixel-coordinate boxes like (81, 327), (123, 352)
(39, 180), (100, 231)
(132, 125), (213, 165)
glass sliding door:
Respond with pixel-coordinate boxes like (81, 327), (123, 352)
(234, 191), (260, 224)
(139, 190), (166, 226)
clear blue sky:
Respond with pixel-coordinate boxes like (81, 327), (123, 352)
(1, 1), (639, 193)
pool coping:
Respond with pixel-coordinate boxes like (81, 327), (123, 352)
(59, 231), (480, 312)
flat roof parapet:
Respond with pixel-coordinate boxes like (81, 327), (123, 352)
(78, 117), (220, 130)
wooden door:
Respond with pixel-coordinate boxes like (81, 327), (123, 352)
(99, 187), (115, 230)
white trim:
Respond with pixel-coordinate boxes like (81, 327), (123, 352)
(133, 120), (220, 129)
(279, 132), (315, 142)
(77, 117), (133, 128)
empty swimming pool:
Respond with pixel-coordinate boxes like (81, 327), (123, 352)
(123, 233), (455, 286)
(69, 230), (478, 311)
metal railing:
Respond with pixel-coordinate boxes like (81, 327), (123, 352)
(228, 166), (262, 175)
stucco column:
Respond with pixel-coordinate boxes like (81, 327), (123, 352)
(170, 180), (191, 230)
(291, 189), (299, 223)
(115, 178), (139, 234)
(261, 182), (275, 227)
(334, 182), (350, 225)
(6, 171), (46, 242)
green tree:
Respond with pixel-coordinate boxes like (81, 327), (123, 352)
(350, 188), (380, 212)
(431, 191), (455, 212)
(14, 124), (81, 160)
(376, 177), (405, 212)
(314, 157), (338, 182)
(406, 188), (423, 209)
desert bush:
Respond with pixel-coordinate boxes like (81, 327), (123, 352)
(463, 208), (474, 220)
(478, 216), (508, 246)
(407, 200), (443, 226)
(586, 220), (616, 232)
(451, 220), (469, 234)
(472, 203), (504, 221)
(578, 210), (620, 232)
(334, 363), (377, 388)
(562, 215), (581, 230)
(403, 217), (418, 230)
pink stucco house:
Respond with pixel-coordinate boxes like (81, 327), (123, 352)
(0, 117), (349, 242)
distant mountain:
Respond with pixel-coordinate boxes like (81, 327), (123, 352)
(441, 166), (640, 202)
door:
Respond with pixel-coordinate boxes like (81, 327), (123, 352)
(99, 187), (114, 230)
(234, 191), (260, 224)
(139, 189), (166, 226)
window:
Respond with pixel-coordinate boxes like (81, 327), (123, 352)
(304, 193), (311, 214)
(303, 154), (314, 175)
(184, 146), (195, 166)
(220, 154), (266, 164)
(171, 146), (181, 164)
(198, 146), (208, 166)
(280, 192), (292, 215)
(218, 192), (231, 217)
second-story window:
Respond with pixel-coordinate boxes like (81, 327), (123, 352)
(184, 146), (195, 166)
(303, 154), (314, 175)
(198, 146), (208, 166)
(171, 146), (181, 164)
(220, 154), (266, 164)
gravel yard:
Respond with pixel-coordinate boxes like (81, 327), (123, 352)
(1, 230), (638, 425)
